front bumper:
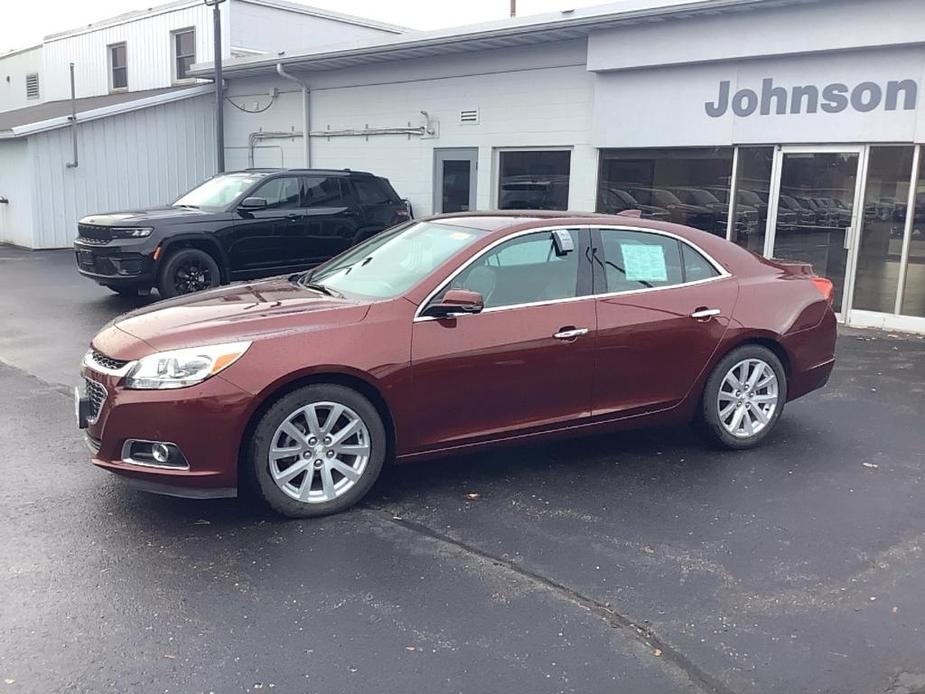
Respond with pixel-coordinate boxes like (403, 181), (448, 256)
(74, 240), (157, 286)
(81, 365), (253, 495)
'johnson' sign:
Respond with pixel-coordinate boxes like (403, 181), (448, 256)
(705, 78), (918, 117)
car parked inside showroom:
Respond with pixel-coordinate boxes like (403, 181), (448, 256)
(73, 168), (411, 297)
(77, 211), (837, 518)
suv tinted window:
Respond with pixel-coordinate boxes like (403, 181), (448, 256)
(254, 176), (301, 210)
(449, 230), (580, 309)
(353, 177), (392, 205)
(598, 229), (683, 292)
(303, 176), (346, 208)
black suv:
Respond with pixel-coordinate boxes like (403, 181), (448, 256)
(74, 169), (410, 297)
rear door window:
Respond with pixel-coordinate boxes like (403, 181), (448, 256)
(302, 176), (347, 208)
(598, 229), (684, 292)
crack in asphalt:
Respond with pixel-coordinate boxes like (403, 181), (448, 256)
(367, 505), (739, 694)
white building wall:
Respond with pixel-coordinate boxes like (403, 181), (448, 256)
(0, 47), (44, 113)
(27, 94), (215, 248)
(222, 41), (596, 215)
(41, 2), (218, 103)
(0, 139), (35, 247)
(229, 0), (400, 55)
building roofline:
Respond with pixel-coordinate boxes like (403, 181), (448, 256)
(235, 0), (408, 34)
(191, 0), (827, 78)
(0, 44), (43, 60)
(0, 85), (212, 139)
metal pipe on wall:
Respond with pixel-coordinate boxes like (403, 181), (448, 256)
(275, 64), (311, 168)
(65, 63), (78, 168)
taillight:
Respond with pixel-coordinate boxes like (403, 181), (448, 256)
(810, 276), (834, 305)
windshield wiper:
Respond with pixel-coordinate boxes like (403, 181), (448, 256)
(303, 281), (343, 298)
(174, 203), (199, 209)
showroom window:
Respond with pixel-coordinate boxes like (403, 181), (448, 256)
(497, 150), (571, 211)
(901, 146), (925, 317)
(597, 148), (734, 237)
(853, 146), (915, 314)
(729, 147), (774, 253)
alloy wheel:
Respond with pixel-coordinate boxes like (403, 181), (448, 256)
(268, 401), (371, 503)
(716, 358), (779, 438)
(174, 260), (212, 293)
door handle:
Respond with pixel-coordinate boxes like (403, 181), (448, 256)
(553, 327), (589, 340)
(690, 308), (721, 320)
(285, 213), (300, 221)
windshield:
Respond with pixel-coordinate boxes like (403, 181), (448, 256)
(303, 220), (489, 299)
(173, 172), (268, 209)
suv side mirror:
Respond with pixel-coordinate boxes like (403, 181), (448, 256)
(423, 289), (484, 318)
(239, 196), (268, 210)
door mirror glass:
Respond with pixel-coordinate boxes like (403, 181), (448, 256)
(239, 196), (268, 210)
(424, 289), (484, 317)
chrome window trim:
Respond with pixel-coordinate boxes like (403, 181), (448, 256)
(413, 224), (732, 322)
(82, 349), (137, 377)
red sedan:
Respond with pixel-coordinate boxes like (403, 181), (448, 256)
(77, 212), (836, 517)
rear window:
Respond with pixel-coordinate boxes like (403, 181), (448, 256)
(353, 177), (395, 205)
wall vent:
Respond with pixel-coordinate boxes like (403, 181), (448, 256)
(25, 73), (40, 100)
(459, 108), (479, 124)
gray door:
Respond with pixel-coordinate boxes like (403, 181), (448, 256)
(433, 148), (478, 214)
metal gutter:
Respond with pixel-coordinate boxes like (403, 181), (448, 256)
(275, 64), (311, 167)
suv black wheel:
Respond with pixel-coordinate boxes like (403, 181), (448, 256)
(696, 344), (787, 450)
(157, 248), (221, 298)
(246, 384), (387, 518)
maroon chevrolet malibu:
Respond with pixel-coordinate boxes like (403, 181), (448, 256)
(77, 211), (837, 517)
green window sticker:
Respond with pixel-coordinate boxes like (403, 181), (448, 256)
(621, 243), (668, 282)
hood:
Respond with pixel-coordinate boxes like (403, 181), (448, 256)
(79, 206), (216, 226)
(94, 277), (371, 356)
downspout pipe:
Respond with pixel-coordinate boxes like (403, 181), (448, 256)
(276, 64), (311, 168)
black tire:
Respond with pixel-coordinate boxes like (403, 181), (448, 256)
(696, 344), (787, 450)
(247, 384), (387, 518)
(157, 248), (221, 298)
(106, 285), (141, 297)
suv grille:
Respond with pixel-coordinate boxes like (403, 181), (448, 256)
(90, 349), (129, 372)
(85, 378), (107, 423)
(77, 223), (112, 242)
(76, 236), (109, 246)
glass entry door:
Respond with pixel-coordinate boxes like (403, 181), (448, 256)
(767, 147), (864, 312)
(433, 148), (478, 214)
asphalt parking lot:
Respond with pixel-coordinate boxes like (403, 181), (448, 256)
(1, 244), (925, 694)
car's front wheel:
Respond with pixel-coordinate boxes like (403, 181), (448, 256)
(157, 248), (221, 298)
(247, 384), (387, 518)
(697, 345), (787, 449)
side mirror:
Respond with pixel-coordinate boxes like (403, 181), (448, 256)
(423, 289), (484, 318)
(239, 196), (268, 210)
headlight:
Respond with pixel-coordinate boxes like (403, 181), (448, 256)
(124, 341), (251, 390)
(110, 227), (154, 239)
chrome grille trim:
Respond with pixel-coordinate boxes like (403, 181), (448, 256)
(82, 349), (135, 377)
(84, 378), (107, 425)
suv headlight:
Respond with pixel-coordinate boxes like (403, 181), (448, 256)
(124, 341), (251, 390)
(110, 227), (154, 239)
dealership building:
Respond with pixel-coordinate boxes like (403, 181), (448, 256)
(187, 0), (923, 333)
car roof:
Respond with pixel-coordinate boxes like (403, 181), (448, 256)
(231, 168), (378, 177)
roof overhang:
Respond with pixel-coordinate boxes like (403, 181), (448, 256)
(191, 0), (828, 79)
(0, 85), (213, 140)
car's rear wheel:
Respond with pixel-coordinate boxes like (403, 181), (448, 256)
(157, 248), (220, 298)
(248, 384), (386, 518)
(697, 345), (787, 449)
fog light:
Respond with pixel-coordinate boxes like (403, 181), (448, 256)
(151, 443), (170, 464)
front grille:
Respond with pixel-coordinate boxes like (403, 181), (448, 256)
(90, 349), (129, 372)
(85, 378), (107, 423)
(76, 236), (109, 246)
(77, 223), (112, 242)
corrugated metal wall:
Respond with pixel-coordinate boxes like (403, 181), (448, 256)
(41, 3), (219, 102)
(28, 94), (215, 248)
